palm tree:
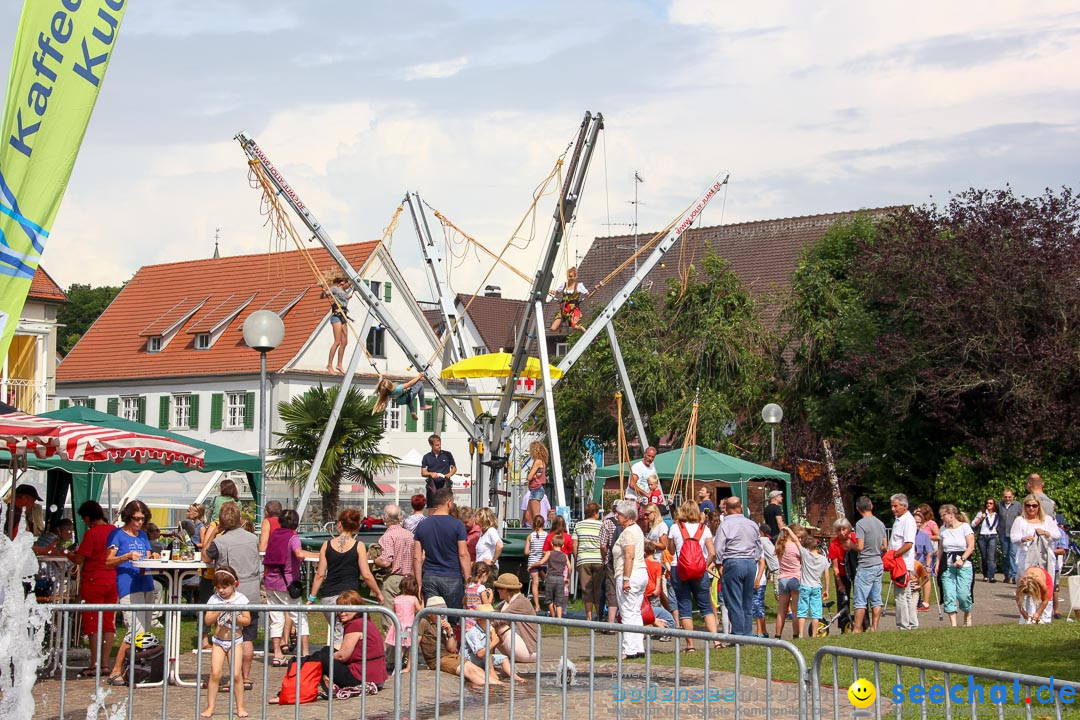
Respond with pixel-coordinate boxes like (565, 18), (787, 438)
(269, 384), (397, 522)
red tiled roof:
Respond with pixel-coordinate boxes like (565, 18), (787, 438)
(455, 294), (531, 353)
(28, 266), (67, 303)
(58, 243), (378, 382)
(579, 208), (900, 327)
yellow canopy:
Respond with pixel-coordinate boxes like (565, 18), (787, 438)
(440, 352), (564, 380)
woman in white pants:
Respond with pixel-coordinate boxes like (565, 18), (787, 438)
(1010, 496), (1060, 623)
(613, 500), (649, 660)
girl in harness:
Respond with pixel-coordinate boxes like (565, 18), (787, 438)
(323, 275), (352, 375)
(374, 372), (432, 421)
(550, 267), (589, 332)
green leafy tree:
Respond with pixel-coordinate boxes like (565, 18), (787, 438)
(268, 384), (396, 521)
(57, 283), (123, 355)
(552, 254), (782, 476)
(784, 189), (1080, 508)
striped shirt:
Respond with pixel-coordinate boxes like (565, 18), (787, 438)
(527, 530), (548, 566)
(575, 518), (603, 566)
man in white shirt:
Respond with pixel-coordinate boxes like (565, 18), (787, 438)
(630, 446), (659, 500)
(889, 493), (919, 630)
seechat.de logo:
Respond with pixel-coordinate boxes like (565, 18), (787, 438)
(848, 678), (877, 709)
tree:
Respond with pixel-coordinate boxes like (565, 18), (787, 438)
(552, 254), (782, 475)
(784, 189), (1080, 506)
(268, 384), (397, 522)
(57, 283), (123, 355)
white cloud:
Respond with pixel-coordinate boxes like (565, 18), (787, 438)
(1, 0), (1075, 297)
(402, 56), (470, 80)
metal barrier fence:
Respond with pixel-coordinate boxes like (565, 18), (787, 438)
(811, 646), (1075, 720)
(37, 601), (1079, 720)
(46, 602), (400, 720)
(407, 606), (809, 720)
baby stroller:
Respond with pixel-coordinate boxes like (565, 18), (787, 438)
(817, 548), (858, 636)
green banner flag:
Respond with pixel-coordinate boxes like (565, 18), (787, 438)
(0, 0), (127, 357)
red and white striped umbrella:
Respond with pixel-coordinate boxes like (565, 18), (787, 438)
(0, 411), (205, 468)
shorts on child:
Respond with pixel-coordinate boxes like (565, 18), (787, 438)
(545, 577), (565, 608)
(529, 488), (546, 501)
(752, 585), (766, 619)
(797, 585), (823, 620)
(777, 577), (800, 595)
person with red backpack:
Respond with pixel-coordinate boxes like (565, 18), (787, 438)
(666, 499), (719, 652)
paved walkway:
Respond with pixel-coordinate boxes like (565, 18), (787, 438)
(29, 579), (1055, 719)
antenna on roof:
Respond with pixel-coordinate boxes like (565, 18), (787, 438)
(213, 227), (221, 259)
(631, 171), (644, 272)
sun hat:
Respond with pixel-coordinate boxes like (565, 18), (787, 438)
(14, 483), (41, 501)
(493, 572), (522, 590)
(477, 603), (495, 613)
(426, 596), (447, 608)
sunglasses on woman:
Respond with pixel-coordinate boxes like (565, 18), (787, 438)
(1024, 503), (1039, 509)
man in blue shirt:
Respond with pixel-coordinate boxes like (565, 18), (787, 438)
(421, 434), (457, 510)
(413, 488), (471, 615)
(697, 487), (716, 514)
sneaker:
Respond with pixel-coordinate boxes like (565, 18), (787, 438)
(656, 635), (671, 642)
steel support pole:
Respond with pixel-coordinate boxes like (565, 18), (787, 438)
(606, 324), (648, 451)
(508, 173), (729, 431)
(533, 300), (565, 507)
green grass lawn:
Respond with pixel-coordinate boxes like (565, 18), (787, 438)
(612, 621), (1080, 688)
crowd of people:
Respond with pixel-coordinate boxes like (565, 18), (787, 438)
(7, 436), (1077, 702)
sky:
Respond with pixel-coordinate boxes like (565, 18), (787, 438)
(2, 0), (1078, 302)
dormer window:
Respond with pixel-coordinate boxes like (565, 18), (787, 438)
(195, 333), (211, 350)
(147, 336), (163, 353)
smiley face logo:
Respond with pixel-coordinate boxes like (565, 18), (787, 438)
(848, 678), (876, 708)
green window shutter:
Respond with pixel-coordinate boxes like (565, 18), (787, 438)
(384, 281), (392, 302)
(107, 397), (119, 416)
(244, 391), (256, 430)
(423, 398), (435, 433)
(189, 394), (200, 430)
(88, 398), (96, 410)
(406, 406), (417, 433)
(136, 396), (146, 424)
(159, 396), (171, 429)
(441, 398), (446, 432)
(58, 399), (69, 409)
(210, 393), (223, 430)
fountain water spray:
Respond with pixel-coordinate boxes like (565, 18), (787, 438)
(0, 503), (50, 717)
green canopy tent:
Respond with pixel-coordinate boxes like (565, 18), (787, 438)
(594, 445), (792, 520)
(2, 406), (260, 536)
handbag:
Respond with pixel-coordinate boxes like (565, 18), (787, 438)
(279, 566), (304, 599)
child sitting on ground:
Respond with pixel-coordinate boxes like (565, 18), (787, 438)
(462, 603), (526, 684)
(203, 566), (251, 718)
(781, 526), (830, 638)
(529, 534), (568, 618)
(373, 372), (432, 420)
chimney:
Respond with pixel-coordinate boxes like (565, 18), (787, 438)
(484, 285), (501, 298)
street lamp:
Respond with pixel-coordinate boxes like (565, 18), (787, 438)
(761, 402), (783, 461)
(243, 310), (285, 524)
